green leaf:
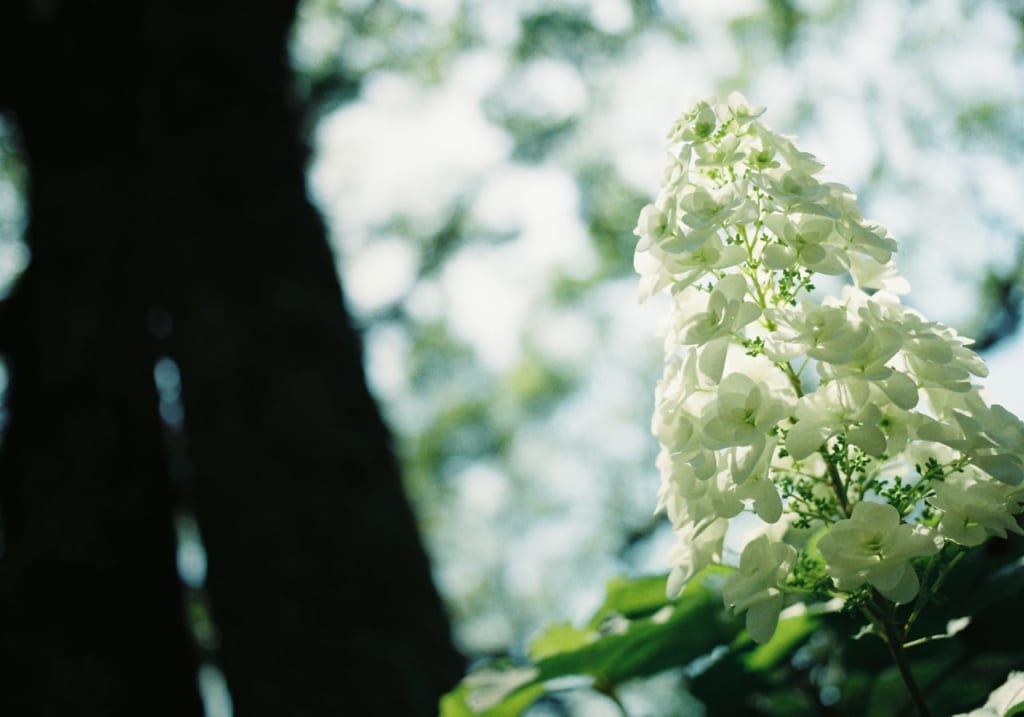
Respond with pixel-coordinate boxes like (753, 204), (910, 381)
(585, 566), (736, 629)
(439, 680), (548, 717)
(438, 685), (475, 717)
(743, 613), (821, 671)
(441, 568), (743, 715)
(528, 621), (593, 661)
(478, 684), (548, 717)
(535, 570), (742, 687)
(586, 574), (674, 628)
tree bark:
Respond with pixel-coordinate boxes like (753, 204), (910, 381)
(0, 3), (463, 715)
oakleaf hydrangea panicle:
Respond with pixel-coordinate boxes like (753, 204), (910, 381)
(637, 93), (1024, 643)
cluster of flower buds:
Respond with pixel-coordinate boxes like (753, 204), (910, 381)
(636, 94), (1024, 643)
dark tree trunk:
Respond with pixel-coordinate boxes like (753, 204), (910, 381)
(0, 3), (463, 716)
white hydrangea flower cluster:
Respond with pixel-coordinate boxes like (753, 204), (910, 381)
(637, 94), (1024, 644)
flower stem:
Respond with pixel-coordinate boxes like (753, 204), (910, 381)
(782, 362), (804, 397)
(596, 686), (630, 717)
(824, 457), (852, 518)
(879, 616), (933, 717)
(868, 598), (933, 717)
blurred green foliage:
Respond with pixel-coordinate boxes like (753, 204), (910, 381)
(445, 535), (1024, 715)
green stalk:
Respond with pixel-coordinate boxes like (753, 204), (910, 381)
(596, 686), (630, 717)
(825, 457), (852, 518)
(864, 596), (932, 717)
(880, 616), (933, 717)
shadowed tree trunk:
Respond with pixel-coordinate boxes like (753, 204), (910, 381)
(0, 3), (463, 716)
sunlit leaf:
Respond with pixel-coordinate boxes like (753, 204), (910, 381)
(528, 622), (593, 661)
(534, 570), (742, 686)
(743, 614), (821, 671)
(439, 680), (548, 717)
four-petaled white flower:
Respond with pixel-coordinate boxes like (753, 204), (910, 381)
(673, 275), (761, 347)
(763, 214), (845, 274)
(818, 502), (943, 604)
(678, 186), (744, 230)
(701, 373), (793, 451)
(929, 468), (1024, 546)
(723, 535), (797, 643)
(666, 519), (728, 599)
